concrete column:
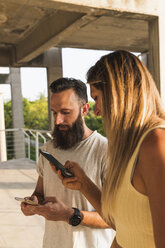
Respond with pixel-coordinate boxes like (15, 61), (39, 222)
(148, 18), (160, 93)
(140, 53), (150, 71)
(148, 13), (165, 108)
(158, 13), (165, 107)
(46, 48), (63, 131)
(10, 68), (25, 159)
(0, 92), (7, 161)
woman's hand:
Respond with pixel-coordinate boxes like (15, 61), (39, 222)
(50, 160), (102, 215)
(50, 160), (87, 192)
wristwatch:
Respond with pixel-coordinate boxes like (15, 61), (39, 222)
(69, 208), (82, 226)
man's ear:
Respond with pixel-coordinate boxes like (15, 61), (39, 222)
(81, 103), (89, 117)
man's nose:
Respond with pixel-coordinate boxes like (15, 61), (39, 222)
(55, 113), (64, 125)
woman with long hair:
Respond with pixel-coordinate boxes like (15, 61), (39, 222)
(53, 50), (165, 248)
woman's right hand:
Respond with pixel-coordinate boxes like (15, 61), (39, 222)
(63, 160), (88, 191)
(50, 160), (87, 192)
(50, 160), (102, 215)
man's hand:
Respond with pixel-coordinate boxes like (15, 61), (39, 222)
(21, 195), (38, 216)
(31, 197), (74, 222)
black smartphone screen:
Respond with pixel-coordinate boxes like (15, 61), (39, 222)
(39, 149), (73, 178)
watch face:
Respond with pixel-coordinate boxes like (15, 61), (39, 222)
(69, 208), (82, 226)
(71, 216), (82, 226)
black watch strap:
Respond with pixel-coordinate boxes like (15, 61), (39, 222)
(69, 208), (82, 226)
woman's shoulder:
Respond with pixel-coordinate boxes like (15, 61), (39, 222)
(138, 128), (165, 178)
(141, 128), (165, 154)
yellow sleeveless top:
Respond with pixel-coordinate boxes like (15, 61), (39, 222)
(111, 126), (165, 248)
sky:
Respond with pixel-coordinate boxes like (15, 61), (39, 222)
(0, 48), (111, 102)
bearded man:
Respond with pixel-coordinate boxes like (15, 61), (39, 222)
(21, 78), (114, 248)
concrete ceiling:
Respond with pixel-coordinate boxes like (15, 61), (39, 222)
(0, 0), (157, 67)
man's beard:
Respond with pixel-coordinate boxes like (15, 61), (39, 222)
(52, 112), (84, 150)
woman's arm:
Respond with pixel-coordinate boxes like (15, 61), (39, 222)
(139, 129), (165, 248)
(51, 161), (102, 215)
(60, 161), (103, 215)
(80, 175), (102, 215)
(50, 161), (116, 229)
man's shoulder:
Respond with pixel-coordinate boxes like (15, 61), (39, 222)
(93, 131), (108, 144)
(87, 131), (108, 155)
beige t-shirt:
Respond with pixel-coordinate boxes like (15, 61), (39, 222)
(37, 131), (115, 248)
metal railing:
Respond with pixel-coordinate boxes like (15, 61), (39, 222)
(0, 128), (51, 162)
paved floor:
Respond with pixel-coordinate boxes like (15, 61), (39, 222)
(0, 158), (44, 248)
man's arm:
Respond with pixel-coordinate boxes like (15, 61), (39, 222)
(27, 195), (111, 229)
(31, 176), (44, 204)
(21, 176), (110, 228)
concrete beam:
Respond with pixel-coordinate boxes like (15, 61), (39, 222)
(15, 3), (157, 65)
(15, 11), (84, 63)
(7, 0), (159, 16)
(6, 0), (92, 14)
(22, 47), (62, 67)
(48, 0), (159, 16)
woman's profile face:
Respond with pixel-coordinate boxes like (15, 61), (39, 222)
(90, 85), (103, 116)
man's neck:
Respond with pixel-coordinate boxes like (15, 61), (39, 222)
(82, 124), (93, 140)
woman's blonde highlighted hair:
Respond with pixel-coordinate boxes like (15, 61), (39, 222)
(87, 50), (165, 223)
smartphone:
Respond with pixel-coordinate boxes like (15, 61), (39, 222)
(39, 149), (74, 178)
(15, 197), (39, 206)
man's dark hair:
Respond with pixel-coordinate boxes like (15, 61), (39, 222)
(49, 77), (88, 103)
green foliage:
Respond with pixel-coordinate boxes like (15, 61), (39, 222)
(4, 96), (49, 130)
(24, 96), (49, 130)
(85, 102), (105, 136)
(4, 96), (49, 160)
(4, 100), (12, 129)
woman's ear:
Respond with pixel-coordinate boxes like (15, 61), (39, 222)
(81, 103), (89, 117)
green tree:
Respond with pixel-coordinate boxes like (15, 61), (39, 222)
(24, 95), (49, 130)
(4, 95), (49, 130)
(4, 100), (12, 129)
